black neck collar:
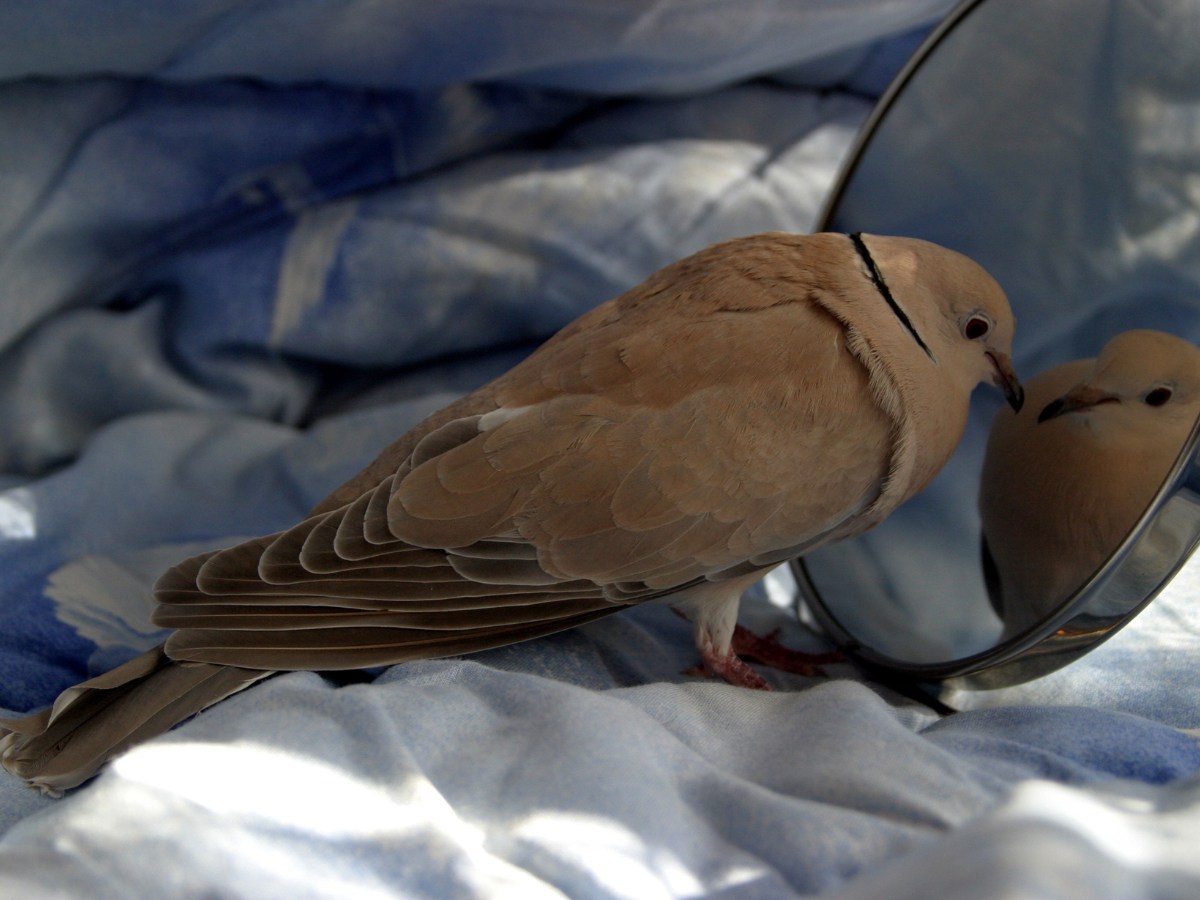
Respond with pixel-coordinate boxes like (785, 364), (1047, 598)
(849, 233), (934, 361)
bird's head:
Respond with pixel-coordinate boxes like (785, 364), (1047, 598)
(1036, 329), (1200, 432)
(846, 233), (1024, 412)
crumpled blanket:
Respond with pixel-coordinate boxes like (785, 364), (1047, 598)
(3, 605), (1200, 897)
(4, 1), (1200, 897)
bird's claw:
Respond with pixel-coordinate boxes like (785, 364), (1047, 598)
(693, 650), (772, 691)
(730, 624), (842, 678)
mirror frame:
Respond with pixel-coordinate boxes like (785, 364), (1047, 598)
(791, 0), (1200, 694)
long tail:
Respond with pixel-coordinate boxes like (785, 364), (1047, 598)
(0, 646), (270, 795)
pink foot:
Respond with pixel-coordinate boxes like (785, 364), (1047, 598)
(730, 625), (841, 677)
(693, 645), (772, 691)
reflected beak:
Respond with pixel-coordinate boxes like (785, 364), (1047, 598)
(987, 351), (1024, 412)
(1037, 384), (1118, 423)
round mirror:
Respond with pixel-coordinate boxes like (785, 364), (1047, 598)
(792, 0), (1200, 697)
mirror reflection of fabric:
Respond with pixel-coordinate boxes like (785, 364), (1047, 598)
(980, 330), (1200, 639)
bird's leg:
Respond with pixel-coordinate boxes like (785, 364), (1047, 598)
(672, 579), (774, 690)
(672, 586), (841, 689)
(692, 626), (771, 690)
(729, 625), (842, 677)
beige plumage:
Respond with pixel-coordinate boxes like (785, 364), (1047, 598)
(0, 231), (1022, 793)
(979, 329), (1200, 639)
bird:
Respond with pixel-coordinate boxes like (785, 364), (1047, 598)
(979, 329), (1200, 640)
(0, 231), (1023, 793)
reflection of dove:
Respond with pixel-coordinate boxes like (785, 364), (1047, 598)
(2, 231), (1022, 793)
(980, 329), (1200, 639)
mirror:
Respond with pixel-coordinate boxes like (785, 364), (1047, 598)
(792, 0), (1200, 695)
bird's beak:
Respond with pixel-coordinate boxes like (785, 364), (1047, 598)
(987, 351), (1024, 412)
(1037, 384), (1118, 423)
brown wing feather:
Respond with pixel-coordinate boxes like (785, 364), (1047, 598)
(152, 233), (897, 671)
(162, 609), (619, 669)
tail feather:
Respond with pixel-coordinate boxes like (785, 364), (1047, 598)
(0, 646), (269, 795)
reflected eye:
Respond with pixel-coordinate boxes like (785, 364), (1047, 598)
(1144, 386), (1173, 407)
(963, 315), (991, 340)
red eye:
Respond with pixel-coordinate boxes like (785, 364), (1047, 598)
(1145, 387), (1173, 407)
(963, 316), (991, 340)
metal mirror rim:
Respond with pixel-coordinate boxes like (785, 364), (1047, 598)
(791, 0), (1200, 691)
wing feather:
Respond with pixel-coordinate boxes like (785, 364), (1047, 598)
(152, 234), (904, 672)
(163, 609), (617, 670)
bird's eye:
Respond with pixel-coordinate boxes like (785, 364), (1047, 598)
(1144, 386), (1173, 407)
(963, 315), (991, 340)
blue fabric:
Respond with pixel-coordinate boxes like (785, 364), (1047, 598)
(5, 1), (1200, 898)
(4, 604), (1200, 897)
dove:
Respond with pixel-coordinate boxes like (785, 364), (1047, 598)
(0, 231), (1022, 793)
(979, 329), (1200, 639)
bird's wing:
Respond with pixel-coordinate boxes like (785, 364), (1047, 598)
(155, 236), (896, 670)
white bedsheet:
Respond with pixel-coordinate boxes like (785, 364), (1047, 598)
(4, 2), (1200, 897)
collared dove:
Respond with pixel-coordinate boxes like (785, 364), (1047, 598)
(979, 329), (1200, 639)
(1, 231), (1023, 793)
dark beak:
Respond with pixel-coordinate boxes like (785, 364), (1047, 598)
(987, 351), (1024, 412)
(1037, 384), (1118, 423)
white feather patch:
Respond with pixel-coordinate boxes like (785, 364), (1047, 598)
(478, 404), (538, 432)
